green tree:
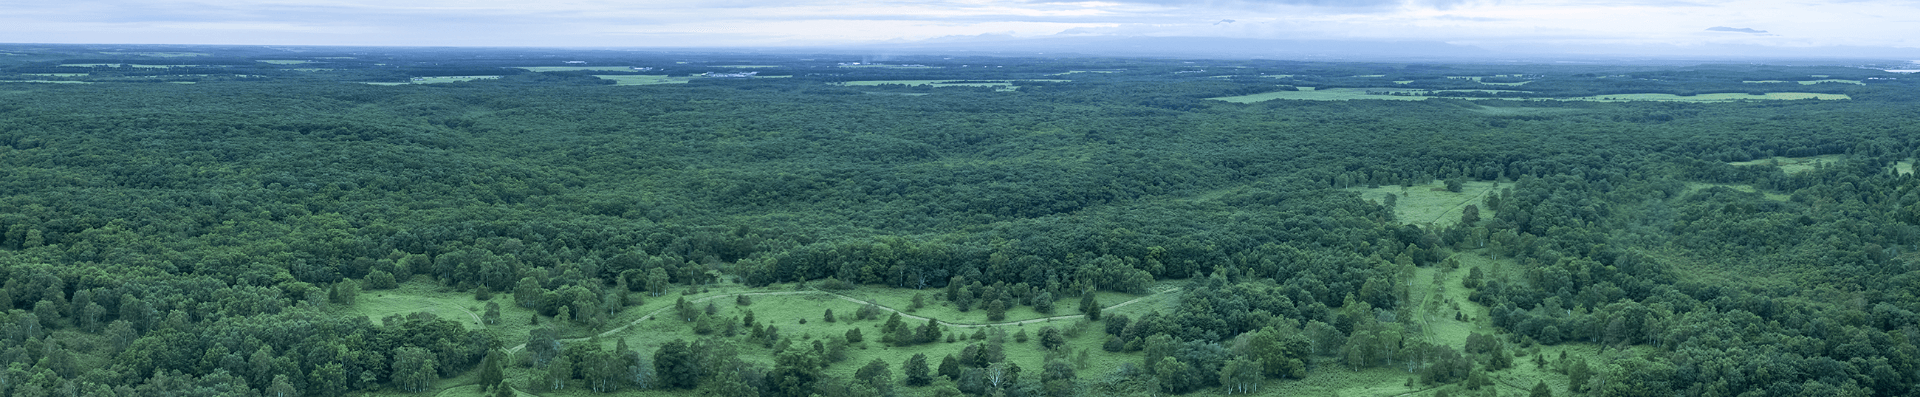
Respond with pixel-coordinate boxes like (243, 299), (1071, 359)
(392, 346), (438, 393)
(855, 358), (894, 395)
(265, 374), (297, 397)
(478, 350), (505, 391)
(1532, 380), (1552, 397)
(655, 339), (698, 389)
(1220, 357), (1261, 395)
(904, 353), (933, 386)
(1568, 359), (1591, 393)
(1079, 290), (1101, 321)
(1038, 327), (1066, 351)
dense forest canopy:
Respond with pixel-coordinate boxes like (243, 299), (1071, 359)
(1, 44), (1917, 397)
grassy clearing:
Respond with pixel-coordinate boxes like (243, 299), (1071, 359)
(1727, 154), (1846, 174)
(288, 69), (333, 72)
(98, 51), (206, 57)
(1394, 80), (1414, 84)
(1346, 180), (1499, 228)
(837, 65), (939, 69)
(21, 73), (86, 77)
(592, 75), (692, 85)
(1743, 79), (1863, 85)
(1465, 106), (1581, 116)
(1210, 88), (1429, 102)
(1897, 158), (1914, 176)
(1557, 92), (1849, 102)
(1684, 182), (1789, 201)
(1051, 70), (1119, 75)
(518, 66), (637, 72)
(258, 60), (313, 65)
(715, 65), (779, 68)
(0, 80), (92, 84)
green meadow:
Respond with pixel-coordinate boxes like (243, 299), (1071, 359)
(593, 75), (693, 85)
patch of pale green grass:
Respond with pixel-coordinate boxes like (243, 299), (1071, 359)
(1557, 92), (1849, 102)
(1727, 154), (1847, 174)
(1346, 180), (1500, 228)
(257, 60), (313, 65)
(592, 75), (691, 85)
(518, 66), (638, 72)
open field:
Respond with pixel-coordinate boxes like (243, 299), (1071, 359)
(838, 64), (940, 69)
(258, 60), (313, 64)
(714, 65), (780, 68)
(0, 80), (93, 84)
(1556, 92), (1849, 102)
(1744, 79), (1864, 85)
(60, 63), (196, 68)
(1050, 70), (1119, 75)
(99, 51), (207, 57)
(592, 75), (692, 85)
(1685, 182), (1790, 201)
(1346, 180), (1499, 228)
(837, 80), (1068, 92)
(21, 73), (86, 77)
(1210, 88), (1430, 102)
(1727, 154), (1847, 174)
(1898, 158), (1914, 176)
(518, 66), (638, 72)
(368, 76), (503, 85)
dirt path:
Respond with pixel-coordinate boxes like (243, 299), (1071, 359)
(503, 287), (1181, 354)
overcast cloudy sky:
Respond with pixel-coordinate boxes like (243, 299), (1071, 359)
(3, 0), (1917, 55)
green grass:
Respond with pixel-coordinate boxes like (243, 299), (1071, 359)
(98, 51), (207, 57)
(714, 65), (780, 68)
(1394, 80), (1414, 84)
(837, 80), (1068, 92)
(1684, 182), (1789, 201)
(837, 65), (939, 69)
(1346, 180), (1500, 228)
(288, 69), (334, 72)
(372, 76), (502, 85)
(1557, 92), (1849, 102)
(1897, 158), (1913, 176)
(518, 66), (638, 72)
(1727, 154), (1847, 174)
(1051, 70), (1118, 75)
(59, 64), (197, 68)
(1743, 79), (1863, 85)
(21, 73), (86, 77)
(1464, 106), (1581, 116)
(1209, 88), (1430, 102)
(1479, 81), (1530, 86)
(592, 75), (692, 85)
(0, 80), (92, 84)
(258, 60), (313, 64)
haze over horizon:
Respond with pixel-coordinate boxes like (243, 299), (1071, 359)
(5, 0), (1920, 59)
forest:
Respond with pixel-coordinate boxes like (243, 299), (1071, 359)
(0, 43), (1917, 397)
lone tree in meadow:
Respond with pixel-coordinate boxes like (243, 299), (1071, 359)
(1080, 290), (1101, 321)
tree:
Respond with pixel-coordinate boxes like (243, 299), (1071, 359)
(1080, 290), (1101, 321)
(1220, 358), (1261, 395)
(938, 355), (961, 380)
(1461, 204), (1481, 224)
(310, 362), (347, 397)
(846, 327), (864, 344)
(483, 302), (502, 325)
(986, 299), (1008, 321)
(1532, 380), (1553, 397)
(265, 374), (297, 397)
(1033, 291), (1054, 314)
(1568, 359), (1591, 393)
(1038, 327), (1066, 351)
(655, 339), (698, 389)
(393, 346), (438, 393)
(824, 308), (836, 323)
(543, 355), (573, 391)
(904, 353), (933, 386)
(478, 349), (505, 391)
(855, 358), (893, 395)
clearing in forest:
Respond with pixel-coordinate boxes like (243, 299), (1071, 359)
(516, 66), (637, 72)
(1347, 180), (1500, 228)
(258, 60), (313, 65)
(592, 75), (692, 85)
(1726, 154), (1846, 174)
(1556, 92), (1848, 102)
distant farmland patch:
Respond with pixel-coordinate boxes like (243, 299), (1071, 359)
(593, 75), (692, 85)
(365, 76), (500, 85)
(714, 65), (779, 68)
(1559, 92), (1848, 102)
(837, 79), (1068, 91)
(98, 52), (206, 57)
(1743, 79), (1864, 85)
(518, 66), (637, 72)
(1728, 155), (1848, 174)
(258, 60), (313, 65)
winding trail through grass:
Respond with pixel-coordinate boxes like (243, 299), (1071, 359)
(504, 287), (1180, 354)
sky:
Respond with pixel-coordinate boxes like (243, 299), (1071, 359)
(3, 0), (1919, 56)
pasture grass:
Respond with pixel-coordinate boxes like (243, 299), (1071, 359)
(21, 73), (86, 77)
(1897, 158), (1913, 176)
(518, 66), (638, 72)
(1345, 180), (1500, 228)
(1557, 92), (1849, 102)
(1051, 70), (1119, 75)
(1726, 154), (1847, 174)
(592, 75), (692, 85)
(98, 51), (206, 57)
(1464, 106), (1580, 116)
(1210, 88), (1429, 102)
(258, 60), (313, 64)
(1684, 182), (1789, 201)
(0, 80), (92, 84)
